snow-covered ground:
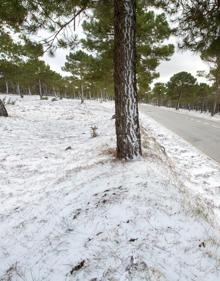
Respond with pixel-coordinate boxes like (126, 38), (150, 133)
(146, 104), (220, 122)
(0, 95), (220, 281)
(140, 111), (220, 226)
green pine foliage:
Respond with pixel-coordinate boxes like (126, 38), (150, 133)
(152, 82), (167, 106)
(153, 0), (219, 55)
(73, 0), (174, 99)
(166, 71), (197, 107)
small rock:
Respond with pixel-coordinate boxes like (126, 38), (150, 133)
(65, 146), (72, 151)
(70, 260), (85, 274)
(129, 238), (138, 242)
(199, 241), (206, 248)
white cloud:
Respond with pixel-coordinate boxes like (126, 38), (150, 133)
(156, 50), (211, 84)
(43, 49), (69, 76)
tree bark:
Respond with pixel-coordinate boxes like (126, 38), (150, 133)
(211, 95), (217, 116)
(5, 80), (9, 94)
(176, 90), (182, 110)
(80, 84), (84, 104)
(212, 57), (220, 116)
(28, 87), (32, 95)
(16, 82), (22, 97)
(114, 0), (142, 159)
(39, 79), (43, 98)
(0, 99), (8, 117)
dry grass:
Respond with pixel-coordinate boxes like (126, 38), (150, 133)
(101, 147), (117, 158)
(0, 263), (23, 281)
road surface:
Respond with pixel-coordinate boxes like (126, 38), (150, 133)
(140, 104), (220, 164)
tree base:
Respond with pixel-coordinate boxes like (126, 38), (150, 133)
(0, 99), (8, 117)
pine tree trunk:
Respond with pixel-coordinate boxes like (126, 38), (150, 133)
(17, 83), (20, 96)
(39, 80), (43, 98)
(211, 96), (217, 116)
(80, 85), (84, 104)
(5, 80), (9, 94)
(28, 87), (32, 95)
(201, 98), (205, 113)
(0, 99), (8, 117)
(16, 83), (23, 98)
(53, 87), (56, 97)
(114, 0), (141, 159)
(176, 91), (182, 110)
(212, 58), (220, 116)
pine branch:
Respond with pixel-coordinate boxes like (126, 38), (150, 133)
(44, 7), (87, 53)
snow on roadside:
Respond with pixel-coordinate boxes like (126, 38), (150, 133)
(146, 104), (220, 122)
(0, 95), (220, 281)
(140, 111), (220, 227)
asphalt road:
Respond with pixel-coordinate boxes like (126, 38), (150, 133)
(140, 104), (220, 164)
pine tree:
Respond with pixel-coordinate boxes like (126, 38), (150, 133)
(62, 51), (95, 103)
(152, 82), (167, 106)
(167, 72), (197, 110)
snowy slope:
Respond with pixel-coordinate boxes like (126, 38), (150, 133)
(0, 95), (220, 281)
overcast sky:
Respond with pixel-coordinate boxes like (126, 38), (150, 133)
(156, 49), (210, 84)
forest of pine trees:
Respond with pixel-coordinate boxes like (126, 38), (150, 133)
(0, 0), (220, 158)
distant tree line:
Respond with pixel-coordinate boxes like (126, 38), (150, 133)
(0, 0), (174, 103)
(150, 71), (220, 116)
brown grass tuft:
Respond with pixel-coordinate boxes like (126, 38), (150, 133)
(102, 147), (117, 158)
